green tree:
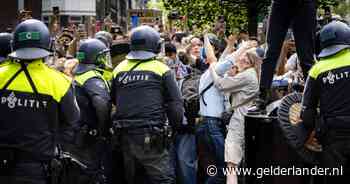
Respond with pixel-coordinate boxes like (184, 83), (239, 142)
(163, 0), (270, 36)
(164, 0), (239, 33)
(328, 0), (350, 18)
(318, 0), (341, 8)
(163, 0), (343, 36)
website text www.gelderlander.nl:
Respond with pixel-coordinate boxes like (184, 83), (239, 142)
(206, 165), (343, 178)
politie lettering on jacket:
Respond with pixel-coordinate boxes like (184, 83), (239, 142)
(1, 92), (48, 109)
(118, 73), (150, 84)
(322, 71), (350, 85)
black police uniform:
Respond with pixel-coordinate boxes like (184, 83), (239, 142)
(302, 50), (350, 183)
(68, 65), (111, 184)
(112, 58), (183, 184)
(0, 59), (79, 184)
(301, 21), (350, 183)
(63, 38), (112, 184)
(0, 18), (80, 184)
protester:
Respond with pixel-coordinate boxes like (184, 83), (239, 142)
(188, 37), (203, 62)
(195, 32), (230, 184)
(206, 41), (260, 184)
(203, 29), (259, 181)
(165, 42), (191, 83)
(0, 4), (341, 183)
(163, 41), (198, 184)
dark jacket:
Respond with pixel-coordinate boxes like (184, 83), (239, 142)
(301, 50), (350, 130)
(74, 64), (111, 135)
(111, 59), (183, 128)
(0, 59), (80, 161)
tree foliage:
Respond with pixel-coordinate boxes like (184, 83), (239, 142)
(163, 0), (254, 33)
(162, 0), (343, 35)
(318, 0), (341, 8)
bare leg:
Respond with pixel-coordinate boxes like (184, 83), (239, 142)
(226, 162), (238, 184)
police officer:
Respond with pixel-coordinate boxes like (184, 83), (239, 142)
(95, 31), (114, 83)
(0, 19), (80, 184)
(249, 0), (316, 114)
(95, 30), (124, 184)
(301, 21), (350, 183)
(95, 31), (113, 48)
(111, 25), (183, 184)
(0, 32), (13, 65)
(72, 38), (112, 183)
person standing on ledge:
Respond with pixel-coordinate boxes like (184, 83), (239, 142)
(249, 0), (316, 115)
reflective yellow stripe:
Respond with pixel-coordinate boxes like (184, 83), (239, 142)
(113, 59), (170, 78)
(75, 71), (100, 86)
(102, 70), (113, 82)
(0, 60), (72, 102)
(95, 68), (113, 82)
(309, 50), (350, 79)
(0, 59), (11, 67)
(75, 70), (110, 90)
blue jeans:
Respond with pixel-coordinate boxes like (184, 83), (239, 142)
(170, 133), (197, 184)
(196, 118), (226, 184)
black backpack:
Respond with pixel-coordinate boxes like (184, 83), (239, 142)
(181, 69), (214, 125)
(181, 68), (209, 125)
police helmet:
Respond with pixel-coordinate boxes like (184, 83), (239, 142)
(76, 38), (112, 69)
(318, 21), (350, 58)
(0, 32), (13, 62)
(95, 31), (113, 48)
(127, 25), (161, 60)
(9, 19), (51, 60)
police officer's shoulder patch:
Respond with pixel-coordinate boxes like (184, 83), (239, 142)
(113, 59), (129, 77)
(0, 62), (21, 89)
(309, 63), (322, 79)
(113, 59), (170, 78)
(311, 51), (350, 79)
(152, 60), (170, 76)
(47, 67), (72, 82)
(44, 66), (72, 102)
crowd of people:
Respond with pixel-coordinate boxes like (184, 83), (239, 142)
(160, 24), (305, 184)
(0, 16), (305, 184)
(1, 2), (350, 184)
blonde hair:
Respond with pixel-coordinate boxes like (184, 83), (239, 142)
(245, 48), (262, 81)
